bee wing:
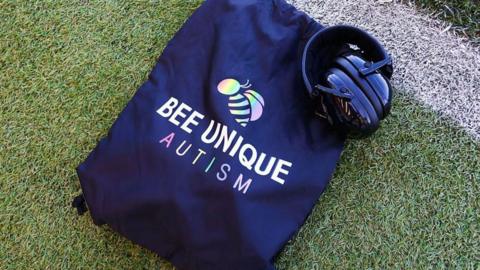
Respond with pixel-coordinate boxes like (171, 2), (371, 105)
(244, 90), (265, 122)
(244, 90), (265, 106)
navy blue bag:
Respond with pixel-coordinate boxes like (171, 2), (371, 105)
(75, 0), (344, 269)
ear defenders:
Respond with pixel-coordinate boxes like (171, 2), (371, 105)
(302, 25), (393, 136)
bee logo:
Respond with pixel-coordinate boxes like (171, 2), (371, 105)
(217, 78), (265, 127)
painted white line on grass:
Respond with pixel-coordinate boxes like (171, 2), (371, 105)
(289, 0), (480, 139)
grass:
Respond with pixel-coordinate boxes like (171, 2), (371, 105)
(277, 96), (480, 269)
(1, 1), (479, 269)
(405, 0), (480, 44)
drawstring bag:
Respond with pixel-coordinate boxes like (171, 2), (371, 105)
(74, 0), (345, 269)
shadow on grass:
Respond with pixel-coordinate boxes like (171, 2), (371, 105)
(276, 94), (479, 269)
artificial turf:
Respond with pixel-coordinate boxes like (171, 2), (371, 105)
(1, 1), (479, 269)
(406, 0), (480, 44)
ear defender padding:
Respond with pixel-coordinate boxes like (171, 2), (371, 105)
(344, 55), (393, 118)
(325, 68), (380, 134)
(334, 56), (384, 118)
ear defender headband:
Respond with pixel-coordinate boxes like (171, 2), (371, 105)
(302, 25), (394, 136)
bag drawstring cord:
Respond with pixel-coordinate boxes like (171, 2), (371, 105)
(71, 193), (88, 216)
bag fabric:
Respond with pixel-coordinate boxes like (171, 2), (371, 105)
(76, 0), (345, 269)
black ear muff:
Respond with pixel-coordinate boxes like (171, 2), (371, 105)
(335, 56), (385, 119)
(301, 24), (393, 136)
(325, 68), (380, 134)
(344, 54), (393, 119)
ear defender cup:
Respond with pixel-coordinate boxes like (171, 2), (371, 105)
(325, 68), (380, 134)
(335, 56), (386, 119)
(343, 54), (393, 118)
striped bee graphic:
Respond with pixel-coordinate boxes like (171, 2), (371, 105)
(217, 78), (265, 127)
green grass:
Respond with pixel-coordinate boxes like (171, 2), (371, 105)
(1, 1), (479, 269)
(406, 0), (480, 44)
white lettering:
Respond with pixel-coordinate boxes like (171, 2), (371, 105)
(156, 97), (179, 118)
(271, 159), (292, 185)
